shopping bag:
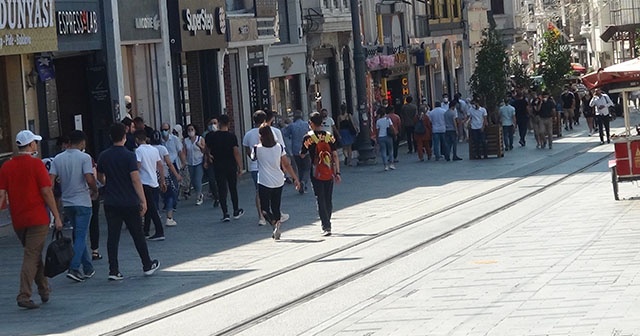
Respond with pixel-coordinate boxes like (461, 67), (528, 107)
(44, 230), (74, 278)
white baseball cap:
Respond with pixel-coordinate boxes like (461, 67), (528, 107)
(16, 130), (42, 146)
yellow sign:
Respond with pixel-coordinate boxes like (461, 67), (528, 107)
(0, 0), (58, 56)
(634, 148), (640, 169)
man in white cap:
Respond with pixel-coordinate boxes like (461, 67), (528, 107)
(0, 130), (62, 309)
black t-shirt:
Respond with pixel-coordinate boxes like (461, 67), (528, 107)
(206, 131), (239, 170)
(97, 145), (140, 207)
(561, 92), (575, 109)
(301, 130), (338, 164)
(124, 133), (137, 151)
(511, 98), (529, 121)
(539, 100), (555, 118)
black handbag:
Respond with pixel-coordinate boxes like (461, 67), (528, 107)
(44, 230), (74, 278)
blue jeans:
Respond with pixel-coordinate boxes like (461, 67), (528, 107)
(378, 136), (393, 165)
(162, 175), (178, 210)
(432, 132), (446, 160)
(188, 163), (203, 196)
(502, 125), (514, 149)
(445, 130), (458, 159)
(65, 206), (93, 273)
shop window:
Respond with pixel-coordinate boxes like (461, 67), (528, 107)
(491, 0), (505, 15)
(226, 0), (254, 15)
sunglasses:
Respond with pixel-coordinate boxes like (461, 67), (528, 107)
(161, 129), (170, 131)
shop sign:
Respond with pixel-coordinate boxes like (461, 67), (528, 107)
(247, 46), (264, 67)
(314, 62), (328, 76)
(228, 17), (257, 43)
(57, 10), (98, 35)
(401, 77), (409, 96)
(168, 0), (226, 52)
(118, 0), (162, 43)
(0, 0), (58, 55)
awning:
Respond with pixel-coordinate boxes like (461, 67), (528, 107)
(571, 63), (586, 73)
(581, 57), (640, 90)
(601, 24), (640, 42)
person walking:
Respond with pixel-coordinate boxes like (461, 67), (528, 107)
(469, 100), (489, 159)
(499, 98), (517, 151)
(444, 100), (462, 161)
(252, 124), (300, 240)
(561, 86), (576, 131)
(387, 106), (401, 162)
(536, 91), (556, 149)
(49, 130), (99, 282)
(0, 130), (62, 309)
(400, 96), (418, 154)
(413, 104), (433, 161)
(376, 107), (396, 171)
(135, 130), (166, 241)
(302, 112), (341, 236)
(511, 91), (530, 146)
(183, 124), (205, 205)
(160, 122), (185, 217)
(427, 102), (447, 161)
(203, 118), (220, 206)
(337, 104), (358, 166)
(206, 115), (244, 222)
(589, 88), (615, 144)
(582, 92), (595, 135)
(243, 111), (270, 225)
(150, 131), (182, 227)
(283, 110), (311, 194)
(455, 93), (469, 142)
(97, 123), (159, 281)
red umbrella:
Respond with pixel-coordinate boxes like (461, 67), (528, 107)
(582, 57), (640, 90)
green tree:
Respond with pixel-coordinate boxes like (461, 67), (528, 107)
(469, 26), (508, 121)
(508, 60), (532, 91)
(538, 30), (571, 96)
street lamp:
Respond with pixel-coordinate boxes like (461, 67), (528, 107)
(350, 0), (376, 164)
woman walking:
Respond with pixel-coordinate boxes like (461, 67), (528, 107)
(582, 92), (595, 135)
(376, 107), (396, 171)
(252, 124), (300, 240)
(337, 105), (357, 166)
(183, 124), (206, 205)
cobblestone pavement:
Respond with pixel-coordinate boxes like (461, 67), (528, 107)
(0, 118), (638, 336)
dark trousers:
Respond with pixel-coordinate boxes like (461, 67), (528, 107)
(293, 155), (311, 186)
(517, 119), (528, 145)
(311, 177), (334, 231)
(404, 126), (415, 152)
(104, 205), (152, 274)
(502, 125), (514, 149)
(470, 129), (488, 158)
(143, 185), (163, 236)
(214, 166), (239, 215)
(445, 130), (458, 159)
(392, 136), (399, 160)
(90, 199), (100, 251)
(205, 164), (219, 200)
(596, 115), (611, 142)
(258, 184), (283, 222)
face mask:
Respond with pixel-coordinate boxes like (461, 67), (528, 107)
(443, 98), (449, 103)
(208, 124), (217, 132)
(543, 98), (547, 102)
(162, 130), (169, 137)
(188, 131), (195, 137)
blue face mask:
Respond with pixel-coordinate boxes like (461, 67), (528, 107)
(161, 130), (169, 137)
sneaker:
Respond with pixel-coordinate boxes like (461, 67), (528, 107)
(453, 157), (463, 161)
(84, 269), (96, 279)
(108, 272), (124, 281)
(384, 165), (389, 171)
(322, 230), (332, 237)
(233, 209), (245, 219)
(67, 269), (85, 283)
(17, 300), (39, 309)
(165, 218), (177, 227)
(213, 199), (220, 208)
(147, 234), (165, 241)
(280, 213), (290, 223)
(272, 225), (281, 240)
(389, 164), (396, 170)
(222, 214), (231, 222)
(261, 211), (275, 226)
(258, 218), (267, 226)
(298, 182), (305, 195)
(143, 260), (160, 276)
(196, 194), (203, 206)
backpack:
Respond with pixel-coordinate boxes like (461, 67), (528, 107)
(414, 115), (426, 135)
(309, 131), (334, 181)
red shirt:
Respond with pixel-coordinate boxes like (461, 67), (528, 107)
(0, 155), (51, 229)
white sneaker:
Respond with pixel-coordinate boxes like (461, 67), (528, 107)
(389, 164), (396, 170)
(195, 194), (203, 206)
(258, 218), (267, 226)
(165, 218), (177, 227)
(384, 165), (389, 171)
(280, 213), (290, 223)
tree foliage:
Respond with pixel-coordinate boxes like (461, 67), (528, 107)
(469, 26), (507, 119)
(538, 30), (571, 96)
(508, 60), (532, 91)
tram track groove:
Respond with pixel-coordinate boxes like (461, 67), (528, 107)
(102, 148), (608, 336)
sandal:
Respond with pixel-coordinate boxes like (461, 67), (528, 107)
(92, 251), (103, 260)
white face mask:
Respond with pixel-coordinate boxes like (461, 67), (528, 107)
(208, 124), (218, 132)
(188, 131), (195, 137)
(443, 98), (449, 103)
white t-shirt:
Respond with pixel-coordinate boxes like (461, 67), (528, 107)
(321, 117), (335, 134)
(469, 106), (488, 130)
(153, 145), (171, 178)
(242, 126), (285, 172)
(135, 144), (161, 187)
(376, 117), (393, 137)
(256, 143), (286, 188)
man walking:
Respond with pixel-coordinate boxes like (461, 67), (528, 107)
(427, 102), (447, 161)
(134, 130), (166, 240)
(469, 100), (489, 159)
(97, 124), (159, 281)
(537, 91), (556, 149)
(203, 118), (220, 206)
(400, 96), (418, 153)
(206, 114), (244, 222)
(160, 122), (185, 220)
(589, 88), (615, 144)
(444, 100), (462, 161)
(511, 91), (530, 146)
(499, 98), (516, 151)
(0, 130), (62, 309)
(49, 130), (99, 282)
(283, 110), (311, 194)
(561, 86), (576, 131)
(302, 112), (341, 236)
